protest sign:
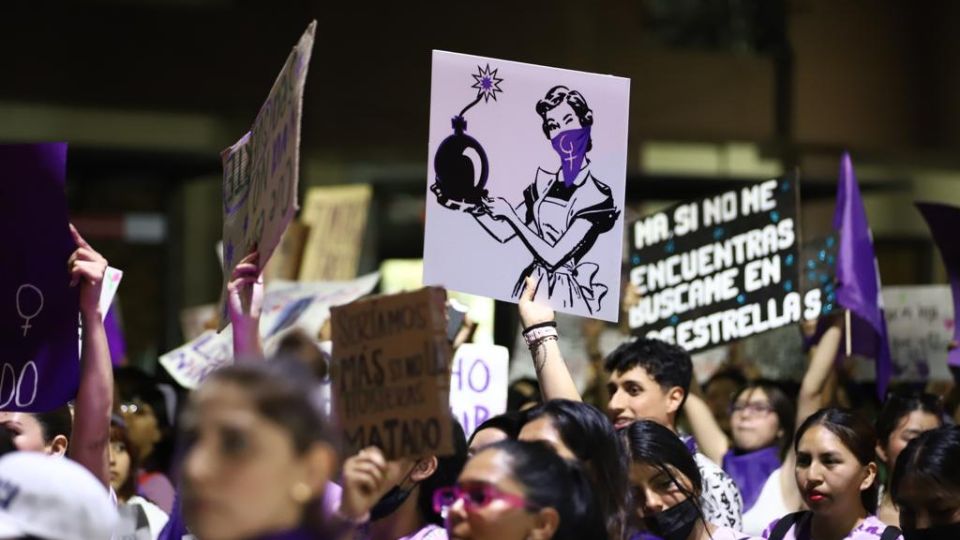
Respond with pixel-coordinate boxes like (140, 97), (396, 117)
(99, 267), (123, 318)
(799, 233), (840, 319)
(848, 285), (954, 382)
(0, 143), (80, 411)
(331, 287), (454, 459)
(160, 273), (379, 389)
(180, 304), (218, 342)
(219, 22), (316, 329)
(380, 258), (495, 345)
(423, 51), (629, 322)
(299, 185), (372, 281)
(263, 222), (310, 282)
(628, 175), (805, 353)
(916, 202), (960, 367)
(449, 344), (509, 439)
(158, 328), (234, 390)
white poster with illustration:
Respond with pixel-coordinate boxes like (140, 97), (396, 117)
(423, 51), (630, 322)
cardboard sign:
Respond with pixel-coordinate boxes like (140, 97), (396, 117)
(449, 344), (509, 439)
(331, 287), (454, 459)
(628, 176), (806, 353)
(299, 185), (372, 281)
(219, 22), (316, 329)
(0, 143), (80, 411)
(423, 51), (630, 322)
(263, 222), (310, 282)
(380, 258), (495, 345)
(160, 273), (379, 389)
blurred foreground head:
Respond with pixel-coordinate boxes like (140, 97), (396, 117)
(181, 356), (340, 540)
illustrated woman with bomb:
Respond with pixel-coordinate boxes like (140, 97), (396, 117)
(432, 84), (620, 315)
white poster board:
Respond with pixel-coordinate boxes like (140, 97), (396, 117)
(449, 343), (509, 439)
(849, 285), (954, 382)
(423, 51), (630, 322)
(160, 273), (379, 389)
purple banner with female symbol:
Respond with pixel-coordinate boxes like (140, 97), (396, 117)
(0, 143), (80, 412)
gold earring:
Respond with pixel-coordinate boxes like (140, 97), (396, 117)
(290, 482), (313, 503)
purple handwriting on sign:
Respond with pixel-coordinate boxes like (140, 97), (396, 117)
(450, 357), (492, 393)
(917, 202), (960, 367)
(448, 344), (508, 438)
(0, 143), (80, 412)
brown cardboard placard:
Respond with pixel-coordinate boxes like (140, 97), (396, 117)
(263, 221), (310, 282)
(330, 287), (454, 459)
(299, 184), (372, 281)
(218, 21), (316, 329)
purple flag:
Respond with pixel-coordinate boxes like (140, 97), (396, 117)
(0, 143), (80, 412)
(832, 152), (892, 398)
(916, 202), (960, 368)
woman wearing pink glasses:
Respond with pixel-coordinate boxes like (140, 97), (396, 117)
(436, 440), (605, 540)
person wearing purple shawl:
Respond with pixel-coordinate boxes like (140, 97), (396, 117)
(683, 318), (845, 535)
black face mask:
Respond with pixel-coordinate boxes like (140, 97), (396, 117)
(370, 485), (416, 521)
(904, 522), (960, 540)
(642, 498), (700, 540)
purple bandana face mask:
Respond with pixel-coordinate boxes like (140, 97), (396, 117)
(550, 126), (591, 187)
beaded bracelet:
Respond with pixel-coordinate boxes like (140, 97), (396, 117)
(524, 326), (558, 348)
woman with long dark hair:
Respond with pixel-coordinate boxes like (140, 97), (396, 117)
(892, 425), (960, 540)
(467, 411), (526, 457)
(439, 439), (606, 540)
(684, 319), (843, 534)
(623, 420), (759, 540)
(519, 399), (628, 539)
(763, 408), (901, 540)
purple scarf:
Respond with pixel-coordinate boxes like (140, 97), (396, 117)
(722, 445), (781, 512)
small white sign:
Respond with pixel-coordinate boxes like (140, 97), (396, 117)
(449, 343), (509, 439)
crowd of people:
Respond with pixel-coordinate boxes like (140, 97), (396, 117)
(3, 231), (960, 540)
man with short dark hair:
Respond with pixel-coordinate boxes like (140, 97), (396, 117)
(518, 278), (743, 529)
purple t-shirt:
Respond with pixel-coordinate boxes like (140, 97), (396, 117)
(762, 514), (902, 540)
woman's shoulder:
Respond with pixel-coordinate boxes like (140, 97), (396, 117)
(711, 525), (764, 540)
(851, 516), (902, 540)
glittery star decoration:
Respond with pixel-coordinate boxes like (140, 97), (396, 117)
(471, 64), (504, 103)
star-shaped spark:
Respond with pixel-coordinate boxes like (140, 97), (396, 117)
(471, 64), (504, 103)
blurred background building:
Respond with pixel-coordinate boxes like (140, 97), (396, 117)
(4, 0), (959, 374)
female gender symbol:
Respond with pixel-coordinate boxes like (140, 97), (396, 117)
(15, 284), (44, 337)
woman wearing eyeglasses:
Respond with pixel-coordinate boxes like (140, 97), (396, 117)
(439, 439), (606, 540)
(874, 391), (943, 527)
(683, 319), (844, 535)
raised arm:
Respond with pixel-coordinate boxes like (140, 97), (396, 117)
(797, 318), (842, 423)
(66, 224), (113, 487)
(518, 277), (581, 402)
(779, 316), (843, 510)
(683, 391), (731, 465)
(227, 251), (264, 359)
